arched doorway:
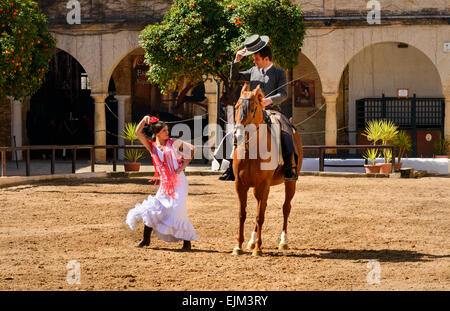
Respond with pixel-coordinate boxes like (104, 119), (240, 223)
(27, 49), (94, 159)
(338, 42), (444, 157)
(291, 52), (324, 151)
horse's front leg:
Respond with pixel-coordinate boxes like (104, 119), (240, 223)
(232, 182), (249, 255)
(252, 181), (271, 256)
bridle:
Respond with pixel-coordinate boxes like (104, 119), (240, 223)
(235, 96), (259, 125)
(234, 94), (263, 147)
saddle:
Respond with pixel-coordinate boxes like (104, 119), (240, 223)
(263, 110), (284, 167)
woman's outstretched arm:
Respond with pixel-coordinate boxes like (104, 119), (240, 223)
(136, 116), (153, 153)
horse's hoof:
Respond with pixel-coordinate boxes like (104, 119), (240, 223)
(278, 243), (289, 250)
(232, 248), (243, 256)
(246, 242), (256, 250)
(252, 250), (263, 257)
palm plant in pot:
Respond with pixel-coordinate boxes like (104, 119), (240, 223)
(378, 120), (398, 174)
(433, 133), (450, 158)
(362, 120), (383, 173)
(121, 122), (145, 172)
(390, 130), (412, 171)
(363, 148), (380, 173)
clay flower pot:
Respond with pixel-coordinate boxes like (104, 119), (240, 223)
(377, 163), (393, 174)
(364, 164), (380, 174)
(124, 162), (141, 172)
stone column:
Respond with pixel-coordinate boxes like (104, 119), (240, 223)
(115, 95), (131, 160)
(9, 97), (23, 160)
(323, 92), (338, 154)
(92, 93), (108, 163)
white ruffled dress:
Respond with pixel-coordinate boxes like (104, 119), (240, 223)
(126, 147), (199, 242)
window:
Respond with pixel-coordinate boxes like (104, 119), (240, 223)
(81, 73), (91, 90)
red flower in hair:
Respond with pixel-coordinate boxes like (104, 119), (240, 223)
(148, 116), (159, 124)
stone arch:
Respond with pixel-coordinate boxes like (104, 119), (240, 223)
(336, 40), (443, 96)
(331, 27), (446, 95)
(337, 40), (444, 149)
(53, 34), (97, 87)
(102, 32), (142, 94)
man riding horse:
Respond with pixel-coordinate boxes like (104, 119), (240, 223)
(219, 34), (298, 181)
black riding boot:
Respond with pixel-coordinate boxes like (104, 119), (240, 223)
(135, 225), (152, 248)
(219, 160), (235, 181)
(283, 153), (298, 181)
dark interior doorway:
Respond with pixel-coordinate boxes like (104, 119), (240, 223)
(27, 50), (94, 159)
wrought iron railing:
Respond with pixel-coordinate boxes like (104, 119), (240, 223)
(356, 95), (445, 130)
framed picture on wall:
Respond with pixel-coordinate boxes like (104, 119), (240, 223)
(397, 88), (409, 98)
(294, 80), (315, 107)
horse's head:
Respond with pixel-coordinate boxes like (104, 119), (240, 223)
(234, 83), (264, 127)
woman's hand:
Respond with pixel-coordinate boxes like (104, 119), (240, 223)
(142, 115), (152, 125)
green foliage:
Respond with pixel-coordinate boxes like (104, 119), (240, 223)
(390, 130), (411, 163)
(379, 120), (398, 163)
(384, 148), (393, 163)
(140, 0), (305, 102)
(379, 120), (398, 145)
(140, 0), (237, 94)
(228, 0), (305, 70)
(362, 120), (383, 145)
(123, 149), (145, 163)
(363, 119), (399, 163)
(121, 122), (139, 143)
(121, 122), (145, 162)
(0, 0), (56, 100)
(363, 148), (379, 166)
(433, 133), (450, 156)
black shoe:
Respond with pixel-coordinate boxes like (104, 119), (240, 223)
(182, 240), (192, 251)
(135, 225), (152, 248)
(219, 167), (235, 181)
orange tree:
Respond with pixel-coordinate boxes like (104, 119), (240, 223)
(0, 0), (56, 100)
(140, 0), (305, 106)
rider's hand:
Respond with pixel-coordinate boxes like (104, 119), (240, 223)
(262, 98), (272, 107)
(234, 48), (247, 63)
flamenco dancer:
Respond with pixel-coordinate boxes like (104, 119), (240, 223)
(126, 115), (199, 250)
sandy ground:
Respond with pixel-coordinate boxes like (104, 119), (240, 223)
(0, 175), (449, 291)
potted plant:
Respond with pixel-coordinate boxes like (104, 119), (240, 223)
(362, 120), (382, 173)
(390, 130), (412, 171)
(433, 133), (450, 159)
(377, 120), (398, 174)
(363, 148), (380, 173)
(121, 122), (145, 172)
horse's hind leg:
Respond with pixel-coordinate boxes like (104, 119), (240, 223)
(233, 182), (249, 255)
(279, 180), (296, 250)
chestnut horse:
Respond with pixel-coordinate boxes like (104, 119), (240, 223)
(232, 83), (303, 256)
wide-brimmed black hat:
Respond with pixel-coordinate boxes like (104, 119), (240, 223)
(242, 34), (269, 56)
